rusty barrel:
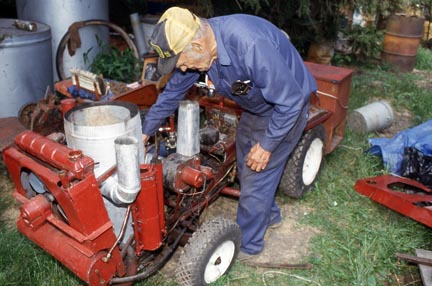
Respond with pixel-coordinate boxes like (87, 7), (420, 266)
(381, 14), (425, 72)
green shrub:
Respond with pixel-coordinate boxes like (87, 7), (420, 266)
(333, 25), (384, 65)
(84, 36), (141, 83)
(416, 45), (432, 71)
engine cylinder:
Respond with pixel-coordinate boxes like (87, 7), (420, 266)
(177, 100), (200, 156)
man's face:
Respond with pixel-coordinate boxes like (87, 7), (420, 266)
(176, 45), (214, 73)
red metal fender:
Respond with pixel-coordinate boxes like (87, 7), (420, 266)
(354, 175), (432, 228)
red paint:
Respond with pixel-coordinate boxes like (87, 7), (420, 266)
(2, 131), (125, 285)
(354, 175), (432, 228)
(132, 163), (166, 253)
(60, 98), (77, 117)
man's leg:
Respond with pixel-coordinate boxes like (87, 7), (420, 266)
(235, 110), (308, 255)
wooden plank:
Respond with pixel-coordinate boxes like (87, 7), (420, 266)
(416, 249), (432, 286)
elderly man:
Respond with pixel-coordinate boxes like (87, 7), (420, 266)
(142, 7), (316, 260)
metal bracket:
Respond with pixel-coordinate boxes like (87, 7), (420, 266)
(354, 174), (432, 227)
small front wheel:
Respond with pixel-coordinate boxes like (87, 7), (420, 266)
(176, 217), (241, 286)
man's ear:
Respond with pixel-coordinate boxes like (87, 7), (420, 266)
(191, 41), (203, 53)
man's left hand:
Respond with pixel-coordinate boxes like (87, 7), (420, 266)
(246, 143), (271, 172)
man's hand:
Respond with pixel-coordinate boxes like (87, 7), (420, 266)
(142, 134), (150, 145)
(246, 143), (271, 172)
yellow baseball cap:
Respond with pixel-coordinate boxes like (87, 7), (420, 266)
(149, 7), (201, 75)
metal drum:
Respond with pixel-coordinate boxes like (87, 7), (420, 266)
(382, 14), (425, 72)
(0, 18), (52, 118)
(16, 0), (109, 81)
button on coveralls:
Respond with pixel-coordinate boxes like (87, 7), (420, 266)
(142, 14), (317, 255)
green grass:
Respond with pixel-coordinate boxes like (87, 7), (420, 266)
(2, 61), (432, 285)
(415, 46), (432, 71)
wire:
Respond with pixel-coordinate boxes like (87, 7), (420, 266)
(262, 271), (321, 286)
(104, 205), (131, 262)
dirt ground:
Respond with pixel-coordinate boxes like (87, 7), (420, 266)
(159, 196), (319, 278)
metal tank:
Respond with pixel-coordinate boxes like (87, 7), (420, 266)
(0, 18), (52, 118)
(16, 0), (109, 82)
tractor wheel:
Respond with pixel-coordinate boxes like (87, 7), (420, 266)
(176, 217), (241, 286)
(279, 124), (326, 199)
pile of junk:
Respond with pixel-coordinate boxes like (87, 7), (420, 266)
(353, 118), (432, 279)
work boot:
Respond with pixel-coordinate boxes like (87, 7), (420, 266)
(237, 251), (257, 262)
(268, 215), (283, 229)
(268, 220), (282, 229)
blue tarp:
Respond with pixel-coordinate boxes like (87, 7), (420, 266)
(67, 86), (115, 101)
(367, 119), (432, 175)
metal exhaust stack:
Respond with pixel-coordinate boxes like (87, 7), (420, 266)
(177, 100), (200, 157)
(102, 136), (141, 204)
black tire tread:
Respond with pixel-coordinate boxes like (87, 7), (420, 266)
(279, 124), (326, 199)
(176, 217), (241, 286)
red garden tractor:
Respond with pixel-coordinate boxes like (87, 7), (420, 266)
(2, 62), (352, 286)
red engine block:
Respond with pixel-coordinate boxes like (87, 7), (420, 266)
(3, 131), (127, 285)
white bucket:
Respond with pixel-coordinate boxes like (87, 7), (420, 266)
(348, 100), (394, 133)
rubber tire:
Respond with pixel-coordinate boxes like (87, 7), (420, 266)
(279, 124), (326, 199)
(176, 217), (241, 286)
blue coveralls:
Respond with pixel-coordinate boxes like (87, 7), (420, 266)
(142, 14), (317, 255)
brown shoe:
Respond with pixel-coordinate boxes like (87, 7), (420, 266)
(268, 219), (282, 229)
(237, 251), (256, 262)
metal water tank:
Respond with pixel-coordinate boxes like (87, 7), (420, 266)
(16, 0), (109, 82)
(0, 18), (52, 118)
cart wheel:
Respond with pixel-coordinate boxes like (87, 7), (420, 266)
(18, 103), (38, 129)
(279, 124), (326, 199)
(176, 217), (241, 286)
(56, 20), (138, 81)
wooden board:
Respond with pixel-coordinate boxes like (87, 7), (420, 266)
(416, 249), (432, 286)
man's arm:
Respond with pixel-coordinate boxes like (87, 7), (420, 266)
(243, 39), (314, 171)
(142, 70), (200, 136)
(244, 39), (311, 153)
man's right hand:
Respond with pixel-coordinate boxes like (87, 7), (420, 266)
(142, 134), (150, 145)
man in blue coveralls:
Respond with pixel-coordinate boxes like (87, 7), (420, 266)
(141, 7), (317, 261)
